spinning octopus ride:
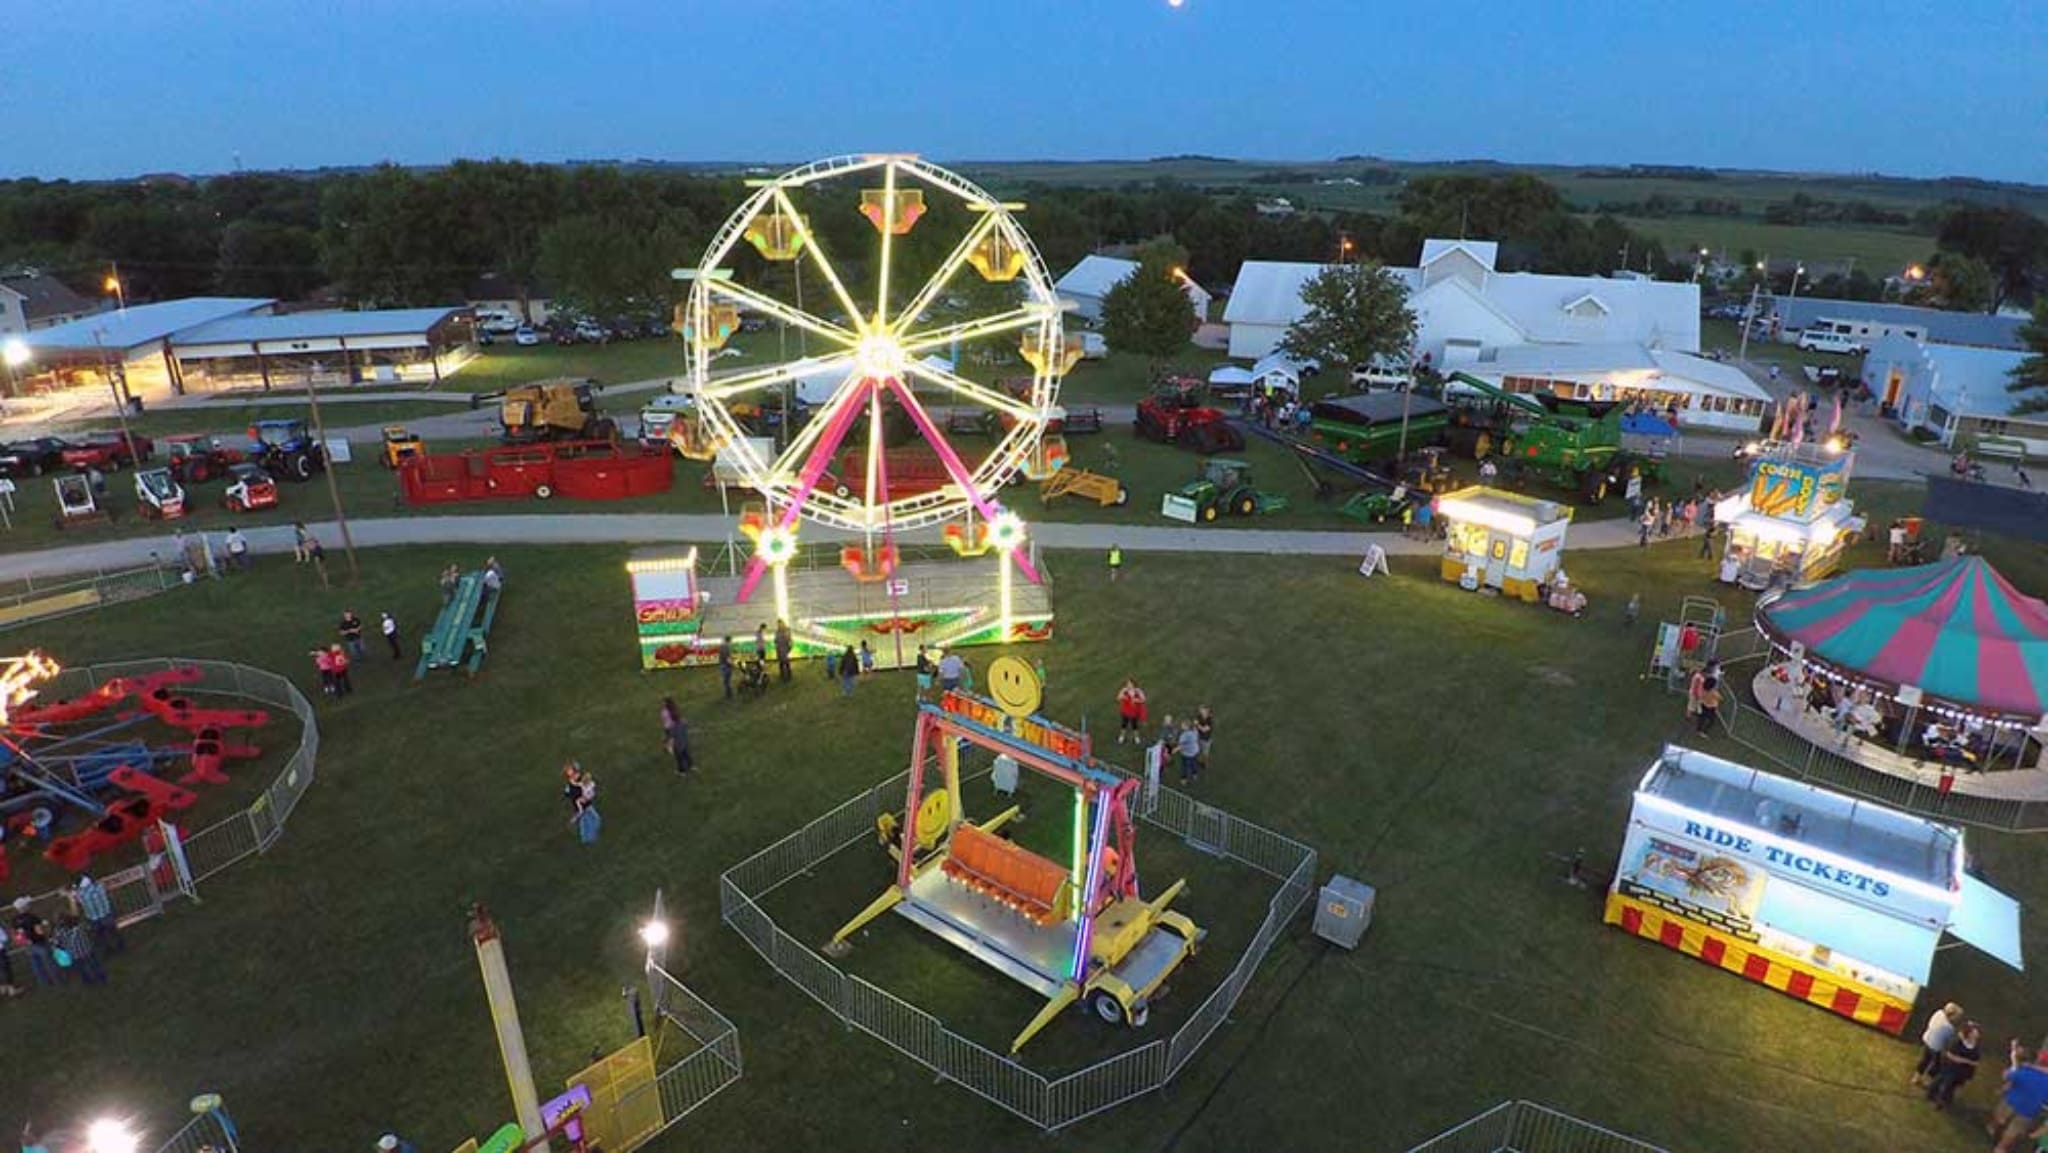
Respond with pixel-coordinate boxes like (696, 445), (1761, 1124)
(674, 155), (1073, 666)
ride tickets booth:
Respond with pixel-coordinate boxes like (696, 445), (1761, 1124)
(1434, 486), (1572, 602)
(1713, 442), (1864, 591)
(1606, 746), (2024, 1034)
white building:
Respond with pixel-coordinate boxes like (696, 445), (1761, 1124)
(1054, 255), (1210, 325)
(1224, 239), (1700, 363)
(1455, 342), (1773, 433)
(0, 270), (100, 337)
(1862, 333), (2045, 454)
(468, 272), (555, 328)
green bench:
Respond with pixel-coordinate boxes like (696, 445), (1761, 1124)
(414, 571), (503, 680)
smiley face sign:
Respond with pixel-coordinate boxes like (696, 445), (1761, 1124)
(986, 656), (1043, 719)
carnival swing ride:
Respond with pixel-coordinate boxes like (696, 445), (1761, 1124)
(0, 652), (271, 884)
(830, 657), (1203, 1053)
(670, 155), (1072, 666)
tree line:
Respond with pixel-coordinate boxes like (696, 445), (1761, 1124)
(3, 162), (2040, 320)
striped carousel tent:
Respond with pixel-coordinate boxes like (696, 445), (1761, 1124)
(1757, 556), (2048, 721)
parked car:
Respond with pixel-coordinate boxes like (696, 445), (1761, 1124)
(573, 319), (611, 344)
(61, 431), (154, 471)
(0, 437), (72, 477)
(221, 462), (280, 512)
(513, 326), (542, 347)
(1796, 329), (1863, 355)
(550, 324), (579, 346)
(476, 310), (522, 335)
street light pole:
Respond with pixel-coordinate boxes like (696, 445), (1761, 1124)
(301, 366), (360, 583)
(90, 330), (140, 455)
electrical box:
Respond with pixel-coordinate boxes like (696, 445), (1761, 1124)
(1314, 874), (1375, 949)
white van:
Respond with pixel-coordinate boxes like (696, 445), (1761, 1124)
(475, 309), (521, 334)
(1079, 332), (1107, 359)
(1796, 329), (1862, 355)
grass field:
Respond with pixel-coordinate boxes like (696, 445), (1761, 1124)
(3, 489), (2046, 1152)
(1620, 216), (1935, 272)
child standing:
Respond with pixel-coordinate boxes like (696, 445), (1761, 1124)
(1116, 678), (1147, 744)
(859, 640), (875, 675)
(328, 644), (353, 696)
(54, 914), (105, 986)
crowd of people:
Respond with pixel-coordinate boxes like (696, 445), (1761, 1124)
(1912, 1000), (2048, 1151)
(1115, 678), (1215, 786)
(1, 878), (125, 998)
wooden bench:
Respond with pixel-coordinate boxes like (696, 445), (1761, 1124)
(942, 823), (1070, 925)
(414, 571), (504, 680)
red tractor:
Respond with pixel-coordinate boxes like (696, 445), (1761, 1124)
(162, 434), (247, 484)
(1134, 376), (1243, 453)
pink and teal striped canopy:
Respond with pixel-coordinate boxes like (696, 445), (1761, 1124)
(1759, 556), (2048, 718)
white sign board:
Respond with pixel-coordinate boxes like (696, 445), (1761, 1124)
(323, 436), (353, 465)
(1160, 493), (1199, 524)
(1357, 543), (1390, 578)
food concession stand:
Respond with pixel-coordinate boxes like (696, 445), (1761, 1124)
(1434, 486), (1572, 603)
(1606, 746), (2023, 1033)
(1713, 442), (1864, 590)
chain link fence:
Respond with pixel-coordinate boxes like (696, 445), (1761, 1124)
(5, 659), (319, 975)
(622, 962), (744, 1145)
(719, 757), (1315, 1131)
(147, 1104), (243, 1153)
(1401, 1100), (1668, 1153)
(0, 561), (182, 632)
(1672, 629), (2048, 832)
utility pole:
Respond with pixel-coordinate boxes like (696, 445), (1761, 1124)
(91, 329), (140, 454)
(301, 366), (360, 582)
(1737, 282), (1763, 363)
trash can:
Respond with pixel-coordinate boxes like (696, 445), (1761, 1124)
(1313, 874), (1375, 949)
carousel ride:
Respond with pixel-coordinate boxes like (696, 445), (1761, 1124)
(0, 653), (270, 883)
(671, 155), (1071, 667)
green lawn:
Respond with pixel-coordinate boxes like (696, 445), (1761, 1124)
(1621, 215), (1934, 273)
(57, 400), (468, 440)
(4, 501), (2046, 1152)
(450, 339), (692, 393)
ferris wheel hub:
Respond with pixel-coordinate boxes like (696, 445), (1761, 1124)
(855, 334), (907, 382)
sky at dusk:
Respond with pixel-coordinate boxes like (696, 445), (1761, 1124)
(4, 0), (2044, 183)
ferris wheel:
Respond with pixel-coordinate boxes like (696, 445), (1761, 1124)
(681, 155), (1072, 547)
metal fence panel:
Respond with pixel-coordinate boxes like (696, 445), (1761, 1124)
(719, 764), (1318, 1131)
(1403, 1100), (1668, 1153)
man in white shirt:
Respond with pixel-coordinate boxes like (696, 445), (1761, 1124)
(1914, 1001), (1963, 1085)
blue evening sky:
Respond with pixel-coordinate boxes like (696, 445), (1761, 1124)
(4, 0), (2043, 182)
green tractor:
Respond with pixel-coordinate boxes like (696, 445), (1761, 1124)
(1161, 458), (1288, 523)
(1444, 372), (1661, 504)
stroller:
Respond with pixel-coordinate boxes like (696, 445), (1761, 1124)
(738, 656), (770, 699)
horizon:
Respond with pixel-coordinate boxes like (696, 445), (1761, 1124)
(5, 1), (2043, 184)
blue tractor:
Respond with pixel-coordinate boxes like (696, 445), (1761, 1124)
(247, 419), (327, 482)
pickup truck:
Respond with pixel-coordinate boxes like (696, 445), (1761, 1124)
(0, 436), (73, 477)
(61, 432), (155, 471)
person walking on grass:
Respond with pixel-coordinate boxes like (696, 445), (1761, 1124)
(859, 640), (875, 675)
(566, 763), (601, 845)
(1194, 705), (1215, 773)
(1638, 502), (1655, 547)
(1914, 1001), (1964, 1086)
(718, 636), (735, 700)
(11, 897), (56, 987)
(839, 646), (859, 697)
(1989, 1042), (2048, 1152)
(381, 612), (403, 660)
(339, 610), (366, 660)
(1695, 676), (1722, 734)
(313, 647), (337, 697)
(1107, 543), (1123, 583)
(914, 645), (936, 700)
(659, 696), (693, 775)
(53, 913), (105, 986)
(775, 620), (794, 682)
(329, 644), (353, 696)
(226, 527), (249, 572)
(1177, 720), (1204, 785)
(1926, 1020), (1982, 1110)
(1116, 678), (1147, 745)
(293, 522), (312, 563)
(70, 875), (121, 957)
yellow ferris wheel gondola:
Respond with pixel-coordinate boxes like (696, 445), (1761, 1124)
(1020, 331), (1084, 376)
(967, 229), (1026, 282)
(744, 212), (808, 261)
(680, 302), (742, 351)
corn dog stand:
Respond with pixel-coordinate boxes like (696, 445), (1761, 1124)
(1435, 486), (1572, 603)
(1606, 746), (2024, 1034)
(1714, 441), (1864, 591)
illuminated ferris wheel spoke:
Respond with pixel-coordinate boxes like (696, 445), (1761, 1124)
(873, 159), (899, 330)
(902, 359), (1038, 422)
(772, 188), (868, 331)
(767, 365), (872, 480)
(703, 278), (857, 348)
(896, 308), (1045, 359)
(890, 213), (1002, 335)
(697, 351), (858, 403)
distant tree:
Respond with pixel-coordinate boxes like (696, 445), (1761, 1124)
(1910, 252), (1997, 313)
(1937, 204), (2048, 309)
(216, 220), (322, 300)
(537, 212), (678, 320)
(1099, 239), (1194, 360)
(1278, 261), (1416, 372)
(2009, 298), (2048, 415)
